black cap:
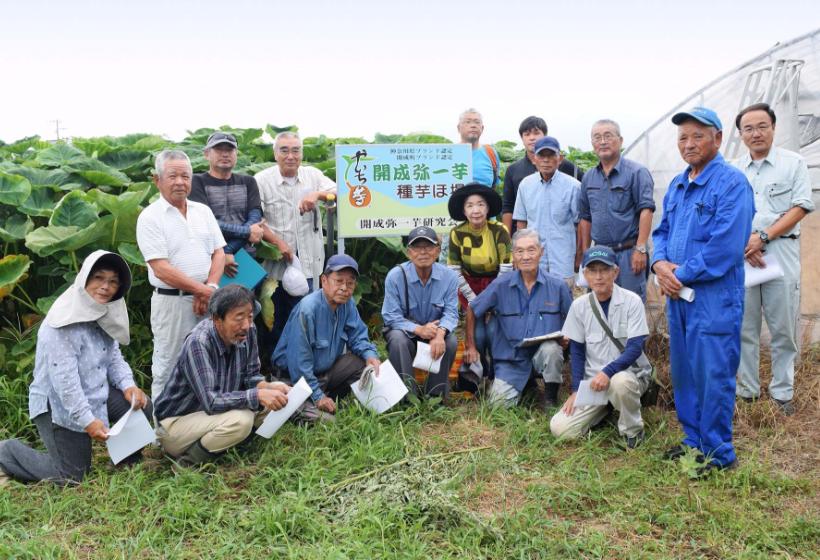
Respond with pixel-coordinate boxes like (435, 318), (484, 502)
(408, 226), (439, 246)
(204, 132), (238, 150)
(582, 246), (617, 268)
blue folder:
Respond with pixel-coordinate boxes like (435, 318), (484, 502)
(218, 248), (268, 291)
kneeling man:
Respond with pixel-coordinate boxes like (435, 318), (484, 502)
(273, 255), (380, 422)
(551, 246), (651, 449)
(466, 229), (572, 410)
(155, 284), (290, 468)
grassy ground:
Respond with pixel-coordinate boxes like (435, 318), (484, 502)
(1, 342), (818, 559)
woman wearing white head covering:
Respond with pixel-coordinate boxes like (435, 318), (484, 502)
(0, 250), (151, 486)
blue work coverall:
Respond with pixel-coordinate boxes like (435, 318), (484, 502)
(652, 152), (754, 467)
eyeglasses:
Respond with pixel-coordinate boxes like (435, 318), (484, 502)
(460, 119), (482, 126)
(277, 148), (302, 156)
(740, 124), (772, 136)
(89, 274), (121, 288)
(409, 244), (437, 253)
(328, 276), (357, 290)
(592, 132), (618, 144)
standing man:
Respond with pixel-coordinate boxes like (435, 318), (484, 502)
(502, 116), (584, 235)
(457, 108), (502, 190)
(652, 107), (754, 477)
(465, 230), (572, 410)
(188, 132), (264, 277)
(137, 150), (226, 400)
(732, 103), (814, 415)
(382, 227), (459, 401)
(513, 137), (581, 285)
(577, 120), (656, 302)
(255, 131), (337, 352)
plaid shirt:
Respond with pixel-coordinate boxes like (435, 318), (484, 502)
(155, 319), (265, 421)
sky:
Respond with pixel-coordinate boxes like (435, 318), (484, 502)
(1, 1), (819, 151)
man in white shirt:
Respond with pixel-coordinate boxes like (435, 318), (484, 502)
(137, 150), (226, 400)
(732, 103), (814, 415)
(254, 132), (337, 352)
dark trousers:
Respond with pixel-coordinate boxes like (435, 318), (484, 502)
(265, 279), (313, 354)
(285, 353), (366, 423)
(0, 388), (153, 485)
(384, 330), (457, 399)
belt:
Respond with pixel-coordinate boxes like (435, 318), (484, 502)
(607, 239), (638, 253)
(780, 234), (800, 240)
(153, 287), (194, 296)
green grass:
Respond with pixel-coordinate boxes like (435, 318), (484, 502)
(2, 398), (818, 559)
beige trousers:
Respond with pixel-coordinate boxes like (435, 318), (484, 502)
(158, 408), (271, 457)
(550, 370), (644, 439)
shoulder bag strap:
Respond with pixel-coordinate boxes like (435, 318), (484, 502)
(588, 293), (625, 353)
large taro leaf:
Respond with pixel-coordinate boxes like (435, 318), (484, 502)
(0, 136), (50, 156)
(25, 220), (110, 257)
(399, 132), (452, 144)
(375, 133), (404, 144)
(72, 136), (121, 157)
(19, 186), (57, 217)
(0, 171), (32, 205)
(37, 282), (69, 315)
(99, 149), (150, 172)
(0, 255), (32, 302)
(118, 133), (155, 147)
(65, 158), (130, 187)
(258, 278), (279, 331)
(266, 124), (298, 138)
(130, 135), (168, 151)
(376, 236), (406, 255)
(50, 190), (100, 229)
(256, 240), (283, 262)
(2, 165), (81, 191)
(36, 143), (87, 167)
(244, 144), (273, 163)
(0, 215), (35, 243)
(239, 161), (277, 175)
(117, 242), (146, 266)
(184, 128), (218, 145)
(86, 184), (150, 218)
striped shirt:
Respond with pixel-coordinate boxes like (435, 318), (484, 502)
(137, 196), (226, 289)
(255, 166), (336, 282)
(154, 319), (265, 421)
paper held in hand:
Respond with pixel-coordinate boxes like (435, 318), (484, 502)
(413, 342), (443, 374)
(255, 377), (312, 439)
(653, 275), (695, 302)
(106, 404), (157, 465)
(576, 271), (589, 288)
(574, 380), (610, 408)
(516, 331), (564, 348)
(744, 254), (785, 288)
(351, 360), (408, 413)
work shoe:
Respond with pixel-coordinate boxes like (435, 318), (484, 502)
(772, 398), (795, 416)
(173, 440), (223, 470)
(617, 430), (645, 450)
(662, 444), (691, 461)
(692, 459), (738, 479)
(737, 395), (757, 404)
(541, 382), (560, 412)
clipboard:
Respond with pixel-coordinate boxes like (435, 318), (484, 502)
(219, 248), (268, 291)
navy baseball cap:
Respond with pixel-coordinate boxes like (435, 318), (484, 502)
(534, 136), (561, 155)
(671, 106), (723, 131)
(204, 132), (238, 150)
(324, 254), (359, 276)
(582, 246), (617, 268)
(408, 226), (439, 246)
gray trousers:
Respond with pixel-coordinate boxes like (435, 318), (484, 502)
(384, 329), (457, 399)
(612, 246), (647, 304)
(487, 340), (565, 408)
(279, 353), (366, 423)
(0, 388), (153, 485)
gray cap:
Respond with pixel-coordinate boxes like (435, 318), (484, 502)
(204, 132), (238, 151)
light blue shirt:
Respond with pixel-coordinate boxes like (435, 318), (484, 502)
(732, 146), (814, 235)
(273, 290), (377, 403)
(29, 322), (136, 433)
(512, 171), (581, 278)
(472, 146), (501, 187)
(382, 262), (459, 335)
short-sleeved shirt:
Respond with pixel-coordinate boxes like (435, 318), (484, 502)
(578, 156), (656, 246)
(732, 146), (814, 235)
(189, 172), (262, 256)
(561, 284), (652, 383)
(470, 269), (572, 391)
(502, 155), (584, 225)
(255, 165), (336, 282)
(136, 197), (226, 289)
(512, 171), (581, 278)
(447, 219), (511, 278)
(472, 146), (501, 187)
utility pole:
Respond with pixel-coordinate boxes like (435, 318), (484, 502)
(50, 119), (67, 142)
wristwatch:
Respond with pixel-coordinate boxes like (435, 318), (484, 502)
(437, 326), (449, 336)
(206, 282), (220, 290)
(758, 232), (770, 244)
(635, 245), (647, 254)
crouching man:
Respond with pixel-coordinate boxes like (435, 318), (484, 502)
(465, 229), (572, 410)
(550, 246), (652, 449)
(155, 284), (290, 468)
(272, 255), (381, 423)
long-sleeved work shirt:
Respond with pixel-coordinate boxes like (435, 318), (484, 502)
(381, 262), (459, 336)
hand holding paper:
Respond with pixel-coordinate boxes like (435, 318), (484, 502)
(744, 254), (784, 287)
(574, 380), (610, 408)
(106, 406), (157, 465)
(413, 342), (443, 374)
(351, 360), (408, 413)
(256, 378), (312, 439)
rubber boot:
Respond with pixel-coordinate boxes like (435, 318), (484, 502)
(174, 440), (224, 469)
(542, 382), (560, 412)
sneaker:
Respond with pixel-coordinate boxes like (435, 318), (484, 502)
(662, 444), (690, 461)
(617, 430), (645, 450)
(692, 459), (738, 479)
(772, 398), (795, 416)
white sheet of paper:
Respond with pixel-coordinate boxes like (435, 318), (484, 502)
(744, 254), (784, 288)
(469, 360), (483, 377)
(255, 377), (312, 439)
(653, 275), (695, 302)
(516, 331), (564, 348)
(574, 380), (610, 408)
(413, 342), (443, 374)
(351, 360), (408, 413)
(106, 404), (157, 465)
(576, 271), (589, 288)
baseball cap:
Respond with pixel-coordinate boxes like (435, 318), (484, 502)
(204, 132), (239, 150)
(582, 246), (617, 268)
(534, 136), (561, 155)
(408, 226), (439, 246)
(671, 106), (723, 131)
(324, 254), (359, 276)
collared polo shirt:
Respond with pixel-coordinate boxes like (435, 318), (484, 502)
(512, 171), (581, 278)
(578, 156), (656, 246)
(562, 284), (652, 384)
(470, 269), (572, 391)
(255, 165), (337, 282)
(382, 262), (459, 335)
(732, 146), (814, 235)
(136, 196), (226, 289)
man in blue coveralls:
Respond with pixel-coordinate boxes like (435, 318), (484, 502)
(652, 106), (755, 477)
